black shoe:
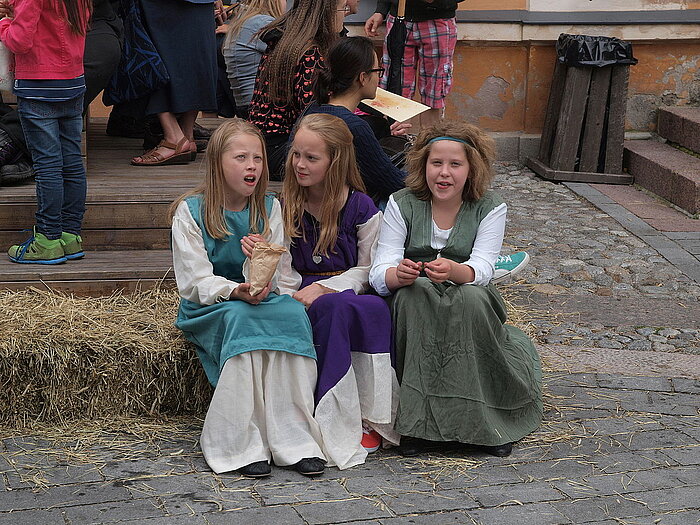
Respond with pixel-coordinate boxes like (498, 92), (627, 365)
(479, 443), (513, 457)
(295, 457), (325, 476)
(193, 122), (213, 140)
(237, 460), (271, 478)
(0, 129), (21, 167)
(0, 158), (33, 186)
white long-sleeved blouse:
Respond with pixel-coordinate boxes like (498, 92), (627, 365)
(369, 195), (507, 296)
(171, 198), (300, 305)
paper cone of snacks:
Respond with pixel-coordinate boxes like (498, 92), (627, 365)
(249, 241), (286, 295)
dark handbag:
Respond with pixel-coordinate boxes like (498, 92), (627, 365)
(379, 135), (411, 170)
(102, 0), (170, 106)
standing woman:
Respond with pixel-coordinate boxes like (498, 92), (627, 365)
(131, 0), (218, 166)
(2, 0), (91, 264)
(247, 0), (345, 179)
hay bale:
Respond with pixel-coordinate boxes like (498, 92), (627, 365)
(0, 287), (211, 428)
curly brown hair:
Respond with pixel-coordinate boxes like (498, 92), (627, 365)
(405, 122), (496, 202)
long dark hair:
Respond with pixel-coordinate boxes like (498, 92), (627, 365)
(256, 0), (339, 104)
(60, 0), (92, 36)
(315, 36), (376, 104)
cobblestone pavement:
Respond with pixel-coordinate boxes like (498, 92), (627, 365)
(1, 163), (698, 524)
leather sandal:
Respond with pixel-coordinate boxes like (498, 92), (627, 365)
(131, 137), (192, 166)
(189, 140), (197, 161)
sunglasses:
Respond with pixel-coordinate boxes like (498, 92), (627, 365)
(368, 67), (385, 78)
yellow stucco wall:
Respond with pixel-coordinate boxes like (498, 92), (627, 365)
(444, 40), (699, 133)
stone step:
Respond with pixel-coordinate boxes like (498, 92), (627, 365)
(657, 106), (700, 154)
(0, 249), (174, 295)
(623, 140), (700, 215)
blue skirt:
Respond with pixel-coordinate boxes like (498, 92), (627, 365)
(140, 0), (218, 114)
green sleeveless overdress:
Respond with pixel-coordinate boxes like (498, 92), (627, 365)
(175, 195), (316, 387)
(391, 189), (542, 446)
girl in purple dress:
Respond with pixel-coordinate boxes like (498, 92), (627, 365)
(279, 113), (399, 469)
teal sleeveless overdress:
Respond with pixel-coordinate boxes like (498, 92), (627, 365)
(175, 195), (316, 387)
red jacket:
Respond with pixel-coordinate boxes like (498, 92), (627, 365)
(0, 0), (87, 80)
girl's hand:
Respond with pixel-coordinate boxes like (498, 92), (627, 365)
(424, 258), (453, 284)
(396, 258), (421, 287)
(293, 283), (335, 308)
(230, 282), (272, 305)
(241, 233), (267, 258)
(390, 121), (412, 137)
(214, 0), (228, 25)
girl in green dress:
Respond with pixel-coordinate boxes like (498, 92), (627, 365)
(369, 122), (542, 457)
(171, 119), (325, 478)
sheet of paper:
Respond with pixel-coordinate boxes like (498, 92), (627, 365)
(361, 88), (430, 122)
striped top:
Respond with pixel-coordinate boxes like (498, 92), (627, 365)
(13, 75), (86, 102)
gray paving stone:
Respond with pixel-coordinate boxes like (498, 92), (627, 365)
(205, 505), (306, 524)
(626, 485), (700, 512)
(623, 429), (698, 450)
(467, 502), (570, 525)
(596, 375), (673, 392)
(0, 508), (64, 525)
(428, 464), (524, 490)
(343, 474), (435, 497)
(99, 457), (195, 480)
(552, 473), (648, 498)
(293, 498), (393, 524)
(117, 515), (209, 524)
(380, 511), (472, 524)
(579, 417), (666, 436)
(61, 497), (165, 524)
(0, 480), (132, 512)
(591, 449), (680, 474)
(656, 446), (700, 466)
(255, 479), (349, 505)
(550, 494), (652, 522)
(5, 463), (103, 490)
(381, 489), (478, 515)
(123, 471), (258, 514)
(627, 466), (700, 490)
(537, 437), (628, 460)
(511, 459), (594, 482)
(672, 377), (700, 394)
(654, 510), (700, 524)
(468, 481), (563, 507)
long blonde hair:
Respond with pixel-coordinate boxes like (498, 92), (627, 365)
(170, 119), (270, 239)
(282, 114), (366, 257)
(224, 0), (285, 48)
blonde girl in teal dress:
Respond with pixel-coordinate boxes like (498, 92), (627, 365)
(171, 119), (325, 478)
(369, 122), (542, 458)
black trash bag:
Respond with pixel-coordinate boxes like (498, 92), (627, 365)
(556, 34), (638, 68)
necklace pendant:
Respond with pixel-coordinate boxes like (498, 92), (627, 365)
(312, 255), (322, 264)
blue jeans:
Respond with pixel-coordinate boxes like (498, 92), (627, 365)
(18, 96), (86, 240)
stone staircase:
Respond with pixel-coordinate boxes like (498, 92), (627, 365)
(624, 107), (700, 215)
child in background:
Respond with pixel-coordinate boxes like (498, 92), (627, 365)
(369, 122), (542, 458)
(279, 113), (398, 470)
(2, 0), (91, 264)
(171, 119), (325, 478)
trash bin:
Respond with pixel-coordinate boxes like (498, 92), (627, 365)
(527, 34), (638, 184)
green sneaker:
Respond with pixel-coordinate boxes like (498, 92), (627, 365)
(8, 229), (67, 264)
(492, 251), (530, 284)
(61, 232), (84, 260)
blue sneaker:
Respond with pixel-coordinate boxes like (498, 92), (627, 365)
(8, 229), (67, 264)
(492, 251), (530, 284)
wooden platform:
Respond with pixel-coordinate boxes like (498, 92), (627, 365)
(0, 118), (234, 295)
